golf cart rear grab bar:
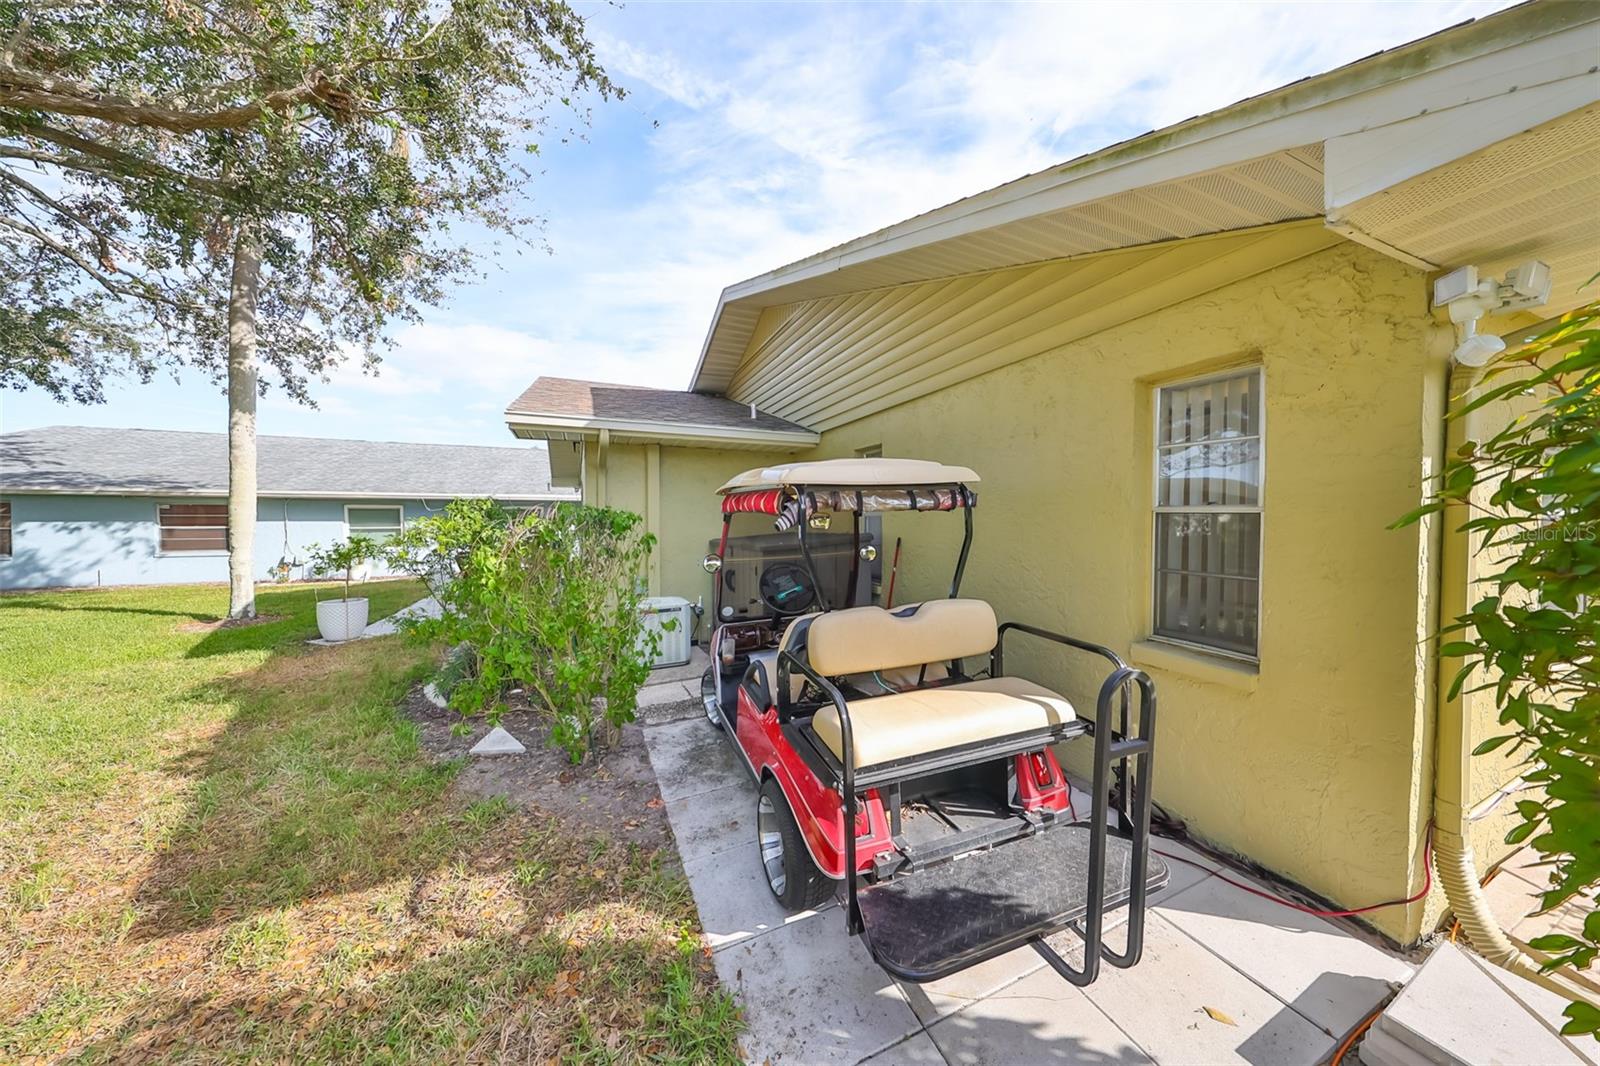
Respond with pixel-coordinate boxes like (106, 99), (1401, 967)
(782, 637), (1158, 970)
(777, 648), (862, 928)
(993, 622), (1136, 829)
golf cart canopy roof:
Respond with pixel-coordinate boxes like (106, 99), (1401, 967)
(719, 458), (979, 530)
(718, 458), (980, 494)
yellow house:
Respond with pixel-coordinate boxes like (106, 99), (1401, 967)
(503, 3), (1600, 946)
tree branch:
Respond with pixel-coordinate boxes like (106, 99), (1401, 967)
(0, 166), (118, 249)
(0, 60), (332, 132)
(0, 215), (203, 314)
(10, 120), (235, 198)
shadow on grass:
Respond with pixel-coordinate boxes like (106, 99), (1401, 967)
(0, 600), (217, 622)
(130, 638), (477, 938)
(181, 616), (313, 659)
(180, 580), (422, 659)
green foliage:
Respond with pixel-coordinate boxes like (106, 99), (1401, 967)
(1397, 300), (1600, 1027)
(386, 499), (660, 762)
(306, 535), (380, 603)
(0, 0), (618, 404)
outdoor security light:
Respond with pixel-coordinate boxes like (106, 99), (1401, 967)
(1452, 321), (1506, 368)
(1432, 261), (1551, 367)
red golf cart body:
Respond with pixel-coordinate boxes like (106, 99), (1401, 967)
(700, 457), (1165, 985)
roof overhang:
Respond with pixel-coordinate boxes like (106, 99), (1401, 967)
(1327, 101), (1600, 318)
(689, 2), (1600, 394)
(504, 410), (819, 451)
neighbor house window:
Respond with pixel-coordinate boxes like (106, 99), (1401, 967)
(346, 505), (404, 543)
(0, 500), (11, 557)
(1153, 368), (1263, 659)
(158, 503), (229, 553)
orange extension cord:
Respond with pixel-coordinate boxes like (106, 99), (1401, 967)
(1332, 1005), (1383, 1065)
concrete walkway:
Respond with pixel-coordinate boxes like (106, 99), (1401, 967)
(634, 646), (712, 723)
(643, 715), (1414, 1065)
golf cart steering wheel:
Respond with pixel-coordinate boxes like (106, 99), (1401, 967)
(759, 562), (817, 614)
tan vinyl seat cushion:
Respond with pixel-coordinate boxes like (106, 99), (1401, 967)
(811, 676), (1077, 769)
(806, 599), (997, 677)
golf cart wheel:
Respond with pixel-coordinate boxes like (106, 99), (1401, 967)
(701, 666), (723, 730)
(757, 777), (833, 911)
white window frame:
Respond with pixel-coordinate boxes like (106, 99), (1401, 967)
(154, 501), (230, 556)
(344, 504), (405, 541)
(1150, 366), (1265, 663)
(0, 498), (11, 558)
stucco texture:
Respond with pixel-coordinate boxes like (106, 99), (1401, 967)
(580, 440), (792, 643)
(588, 242), (1479, 942)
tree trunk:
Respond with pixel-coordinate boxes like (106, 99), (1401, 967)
(226, 225), (261, 620)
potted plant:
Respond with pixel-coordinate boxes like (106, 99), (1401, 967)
(308, 535), (379, 642)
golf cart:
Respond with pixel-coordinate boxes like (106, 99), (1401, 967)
(700, 457), (1166, 985)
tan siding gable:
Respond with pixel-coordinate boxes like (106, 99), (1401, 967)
(725, 221), (1341, 430)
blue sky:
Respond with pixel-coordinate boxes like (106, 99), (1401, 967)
(3, 0), (1512, 447)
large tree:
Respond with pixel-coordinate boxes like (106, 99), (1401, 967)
(0, 0), (617, 616)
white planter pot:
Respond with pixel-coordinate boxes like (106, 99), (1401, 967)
(316, 597), (370, 642)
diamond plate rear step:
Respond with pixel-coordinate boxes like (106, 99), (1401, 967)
(856, 825), (1167, 982)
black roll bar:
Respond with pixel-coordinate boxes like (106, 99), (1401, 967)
(949, 489), (974, 598)
(777, 648), (861, 930)
(713, 512), (732, 621)
(846, 509), (861, 609)
(790, 482), (976, 612)
(795, 511), (830, 612)
(991, 624), (1157, 987)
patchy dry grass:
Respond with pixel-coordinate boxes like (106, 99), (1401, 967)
(0, 583), (739, 1063)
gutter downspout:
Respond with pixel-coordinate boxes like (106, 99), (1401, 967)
(1432, 359), (1598, 1008)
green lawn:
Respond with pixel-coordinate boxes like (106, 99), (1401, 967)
(0, 582), (738, 1063)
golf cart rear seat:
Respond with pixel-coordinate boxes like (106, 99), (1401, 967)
(790, 599), (1082, 769)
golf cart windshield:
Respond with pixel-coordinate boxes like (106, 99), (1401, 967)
(711, 458), (981, 613)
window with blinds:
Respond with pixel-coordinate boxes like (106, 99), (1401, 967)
(346, 505), (404, 542)
(1152, 368), (1263, 659)
(0, 500), (11, 557)
(158, 503), (229, 553)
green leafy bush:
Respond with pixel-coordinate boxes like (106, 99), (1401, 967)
(306, 535), (381, 602)
(386, 499), (660, 762)
(1397, 300), (1599, 1036)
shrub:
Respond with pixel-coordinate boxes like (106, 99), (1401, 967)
(386, 499), (661, 762)
(1396, 299), (1599, 1037)
(306, 535), (381, 601)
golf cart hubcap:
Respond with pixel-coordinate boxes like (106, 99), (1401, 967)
(757, 795), (786, 895)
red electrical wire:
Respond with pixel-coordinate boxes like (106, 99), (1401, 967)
(1154, 824), (1434, 920)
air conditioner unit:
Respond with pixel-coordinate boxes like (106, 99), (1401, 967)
(639, 596), (694, 668)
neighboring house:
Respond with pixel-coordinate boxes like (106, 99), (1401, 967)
(0, 426), (575, 589)
(502, 4), (1600, 947)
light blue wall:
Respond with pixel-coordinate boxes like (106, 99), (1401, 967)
(0, 495), (454, 590)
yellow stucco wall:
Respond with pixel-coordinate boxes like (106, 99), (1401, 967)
(776, 242), (1450, 941)
(582, 439), (807, 644)
(582, 240), (1515, 943)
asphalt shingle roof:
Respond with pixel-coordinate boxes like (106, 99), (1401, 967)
(0, 426), (575, 500)
(505, 376), (813, 435)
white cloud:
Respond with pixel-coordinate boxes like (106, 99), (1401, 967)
(14, 1), (1507, 449)
(529, 0), (1513, 393)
